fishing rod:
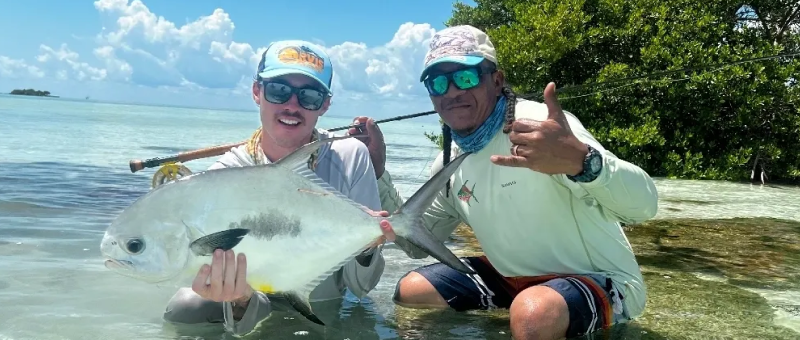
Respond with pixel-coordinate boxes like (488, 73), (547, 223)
(128, 50), (799, 174)
(128, 110), (438, 173)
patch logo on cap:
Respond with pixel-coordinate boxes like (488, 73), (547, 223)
(277, 46), (325, 72)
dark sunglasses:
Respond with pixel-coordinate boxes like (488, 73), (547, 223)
(423, 65), (496, 96)
(261, 81), (327, 111)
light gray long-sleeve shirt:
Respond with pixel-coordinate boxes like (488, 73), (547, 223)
(162, 128), (386, 336)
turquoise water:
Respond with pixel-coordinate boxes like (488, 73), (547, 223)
(1, 95), (798, 339)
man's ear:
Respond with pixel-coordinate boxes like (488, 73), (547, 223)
(251, 81), (261, 105)
(493, 70), (505, 95)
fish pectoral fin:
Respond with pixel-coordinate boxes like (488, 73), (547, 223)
(283, 290), (325, 326)
(189, 228), (249, 256)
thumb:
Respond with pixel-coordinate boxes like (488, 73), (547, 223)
(543, 82), (570, 129)
(490, 155), (527, 168)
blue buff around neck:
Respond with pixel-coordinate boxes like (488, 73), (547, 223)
(450, 96), (507, 153)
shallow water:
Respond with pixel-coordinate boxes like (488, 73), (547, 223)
(1, 95), (798, 339)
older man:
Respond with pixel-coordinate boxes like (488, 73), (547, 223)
(162, 40), (387, 336)
(356, 25), (659, 340)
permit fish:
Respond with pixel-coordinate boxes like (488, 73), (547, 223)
(100, 135), (473, 326)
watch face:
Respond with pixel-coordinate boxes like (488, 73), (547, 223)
(590, 155), (602, 172)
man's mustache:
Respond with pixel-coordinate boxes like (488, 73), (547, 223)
(278, 111), (303, 120)
(441, 96), (468, 109)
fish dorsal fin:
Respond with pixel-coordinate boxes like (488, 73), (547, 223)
(273, 134), (364, 170)
(277, 133), (376, 216)
(293, 167), (375, 216)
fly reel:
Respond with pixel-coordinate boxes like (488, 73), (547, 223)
(151, 162), (193, 189)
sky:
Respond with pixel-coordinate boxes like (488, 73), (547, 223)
(0, 0), (476, 119)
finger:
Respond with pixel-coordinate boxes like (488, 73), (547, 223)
(235, 253), (249, 297)
(510, 144), (530, 157)
(209, 249), (224, 299)
(348, 125), (368, 137)
(508, 131), (530, 146)
(191, 264), (211, 296)
(376, 210), (390, 217)
(490, 155), (528, 167)
(380, 220), (397, 242)
(364, 118), (383, 142)
(348, 117), (369, 137)
(543, 82), (570, 128)
(510, 119), (536, 133)
(222, 250), (237, 300)
(352, 116), (369, 123)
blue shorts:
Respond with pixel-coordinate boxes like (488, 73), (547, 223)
(399, 256), (629, 338)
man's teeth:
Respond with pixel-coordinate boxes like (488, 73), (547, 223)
(279, 118), (300, 126)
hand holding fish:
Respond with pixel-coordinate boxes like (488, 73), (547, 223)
(192, 249), (254, 305)
(490, 82), (588, 176)
(348, 116), (386, 178)
(367, 210), (395, 247)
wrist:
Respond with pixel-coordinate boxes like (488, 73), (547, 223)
(233, 290), (253, 306)
(567, 142), (590, 176)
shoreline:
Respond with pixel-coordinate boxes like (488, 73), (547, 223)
(9, 93), (61, 98)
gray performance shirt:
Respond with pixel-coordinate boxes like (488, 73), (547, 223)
(162, 129), (386, 336)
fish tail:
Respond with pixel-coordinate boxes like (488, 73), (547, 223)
(389, 151), (475, 275)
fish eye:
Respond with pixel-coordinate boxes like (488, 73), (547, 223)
(124, 238), (145, 254)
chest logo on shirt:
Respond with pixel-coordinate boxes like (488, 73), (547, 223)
(457, 180), (479, 206)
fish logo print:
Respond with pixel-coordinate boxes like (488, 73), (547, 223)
(457, 180), (479, 206)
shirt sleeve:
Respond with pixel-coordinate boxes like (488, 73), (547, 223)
(162, 288), (272, 337)
(224, 292), (273, 336)
(337, 140), (386, 297)
(556, 110), (660, 224)
(376, 170), (405, 214)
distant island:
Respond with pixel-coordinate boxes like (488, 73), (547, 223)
(9, 89), (59, 98)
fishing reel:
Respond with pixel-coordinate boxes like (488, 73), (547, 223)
(151, 162), (193, 189)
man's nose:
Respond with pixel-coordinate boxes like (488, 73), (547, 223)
(281, 93), (304, 112)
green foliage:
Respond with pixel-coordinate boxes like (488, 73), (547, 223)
(424, 118), (446, 150)
(429, 0), (800, 183)
(10, 88), (52, 96)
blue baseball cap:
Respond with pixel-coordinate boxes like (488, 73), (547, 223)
(256, 40), (334, 95)
(419, 25), (498, 82)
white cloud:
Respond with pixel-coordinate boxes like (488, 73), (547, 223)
(0, 56), (45, 79)
(36, 44), (108, 81)
(0, 0), (442, 114)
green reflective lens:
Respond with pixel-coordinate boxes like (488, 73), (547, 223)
(425, 67), (484, 96)
(431, 76), (450, 95)
(452, 69), (480, 89)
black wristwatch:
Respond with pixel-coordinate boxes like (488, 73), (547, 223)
(567, 144), (603, 183)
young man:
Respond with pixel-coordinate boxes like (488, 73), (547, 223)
(162, 40), (387, 336)
(357, 25), (659, 340)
